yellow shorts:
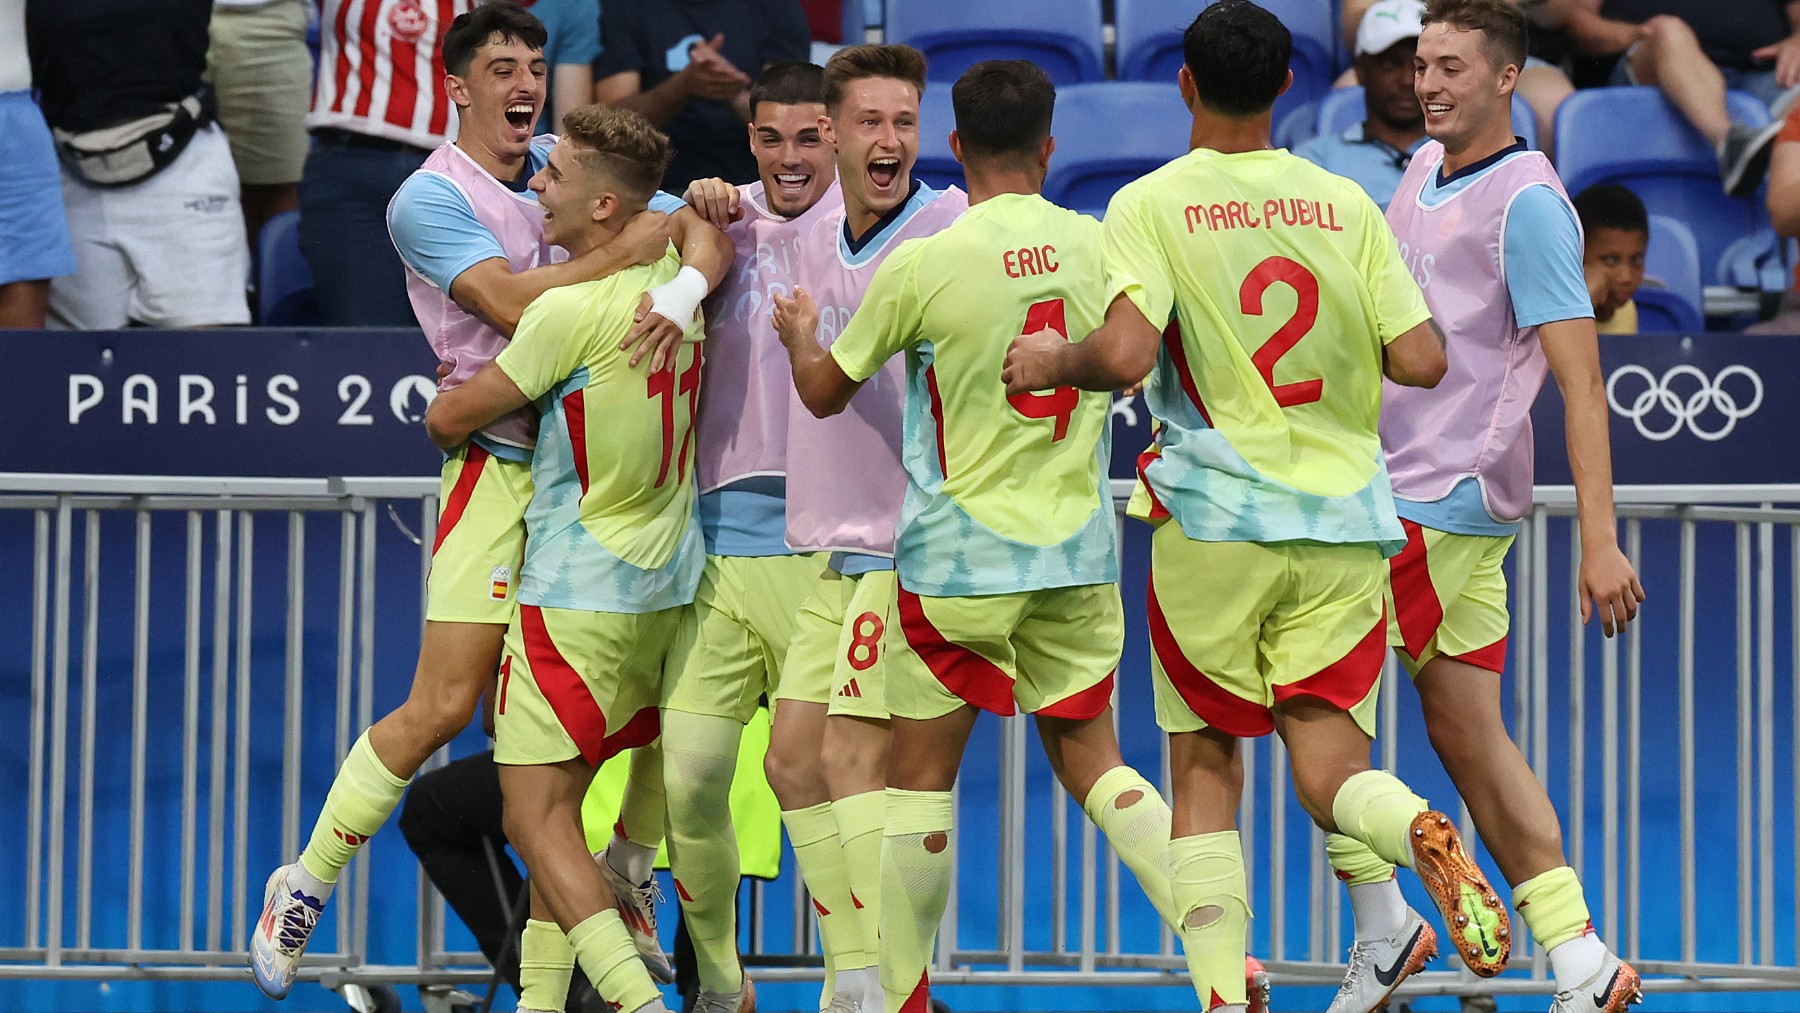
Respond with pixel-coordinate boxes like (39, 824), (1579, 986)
(776, 567), (894, 721)
(1387, 521), (1513, 675)
(887, 583), (1122, 722)
(492, 603), (677, 767)
(427, 445), (532, 625)
(661, 552), (828, 722)
(1147, 522), (1387, 739)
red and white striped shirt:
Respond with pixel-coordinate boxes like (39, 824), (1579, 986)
(309, 0), (471, 150)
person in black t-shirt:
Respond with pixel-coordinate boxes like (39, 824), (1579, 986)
(1562, 0), (1800, 195)
(592, 0), (811, 192)
(28, 0), (251, 328)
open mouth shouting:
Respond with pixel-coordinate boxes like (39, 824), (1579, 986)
(867, 156), (902, 197)
(504, 100), (536, 140)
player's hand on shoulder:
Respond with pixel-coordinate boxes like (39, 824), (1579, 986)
(683, 177), (743, 227)
(619, 209), (674, 266)
(770, 287), (818, 345)
(1001, 325), (1069, 395)
(1579, 541), (1645, 638)
(623, 291), (687, 372)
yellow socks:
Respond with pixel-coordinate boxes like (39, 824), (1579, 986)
(1169, 831), (1250, 1010)
(1516, 866), (1608, 989)
(832, 790), (886, 975)
(299, 730), (409, 886)
(1329, 770), (1429, 869)
(1326, 833), (1406, 940)
(662, 711), (746, 994)
(783, 801), (868, 1000)
(568, 909), (665, 1013)
(519, 918), (576, 1012)
(879, 789), (953, 1013)
(1082, 765), (1177, 927)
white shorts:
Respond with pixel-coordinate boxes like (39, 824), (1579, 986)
(50, 125), (251, 329)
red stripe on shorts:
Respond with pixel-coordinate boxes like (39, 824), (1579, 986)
(520, 604), (608, 764)
(897, 587), (1016, 716)
(1451, 636), (1508, 674)
(1273, 608), (1386, 711)
(1388, 519), (1443, 661)
(597, 705), (660, 765)
(563, 390), (590, 495)
(432, 444), (490, 554)
(925, 365), (949, 478)
(1146, 578), (1273, 737)
(1037, 669), (1114, 720)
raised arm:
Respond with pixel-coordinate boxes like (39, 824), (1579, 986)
(1540, 316), (1644, 636)
(621, 204), (736, 370)
(448, 210), (673, 335)
(1003, 293), (1161, 395)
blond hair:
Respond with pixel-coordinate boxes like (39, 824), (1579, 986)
(559, 104), (671, 205)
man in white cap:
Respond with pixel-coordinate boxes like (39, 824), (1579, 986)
(1295, 0), (1429, 208)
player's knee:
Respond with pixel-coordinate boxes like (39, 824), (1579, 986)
(1641, 14), (1697, 53)
(763, 744), (819, 804)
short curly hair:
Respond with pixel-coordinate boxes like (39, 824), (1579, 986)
(558, 105), (671, 206)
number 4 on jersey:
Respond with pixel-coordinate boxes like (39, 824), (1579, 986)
(1007, 298), (1079, 440)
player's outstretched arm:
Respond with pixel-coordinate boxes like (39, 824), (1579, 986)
(424, 361), (531, 450)
(1541, 316), (1645, 636)
(449, 210), (674, 336)
(1003, 293), (1159, 395)
(772, 288), (861, 417)
(1382, 319), (1448, 388)
(622, 205), (736, 371)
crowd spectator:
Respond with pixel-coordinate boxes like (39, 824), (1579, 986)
(592, 0), (812, 192)
(205, 0), (312, 248)
(1340, 0), (1574, 153)
(1749, 104), (1800, 332)
(1295, 0), (1429, 209)
(0, 0), (76, 328)
(513, 0), (601, 134)
(1561, 0), (1800, 195)
(1572, 183), (1649, 334)
(28, 0), (251, 329)
(303, 0), (471, 326)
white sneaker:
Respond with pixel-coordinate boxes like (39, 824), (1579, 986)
(1549, 953), (1642, 1013)
(597, 849), (674, 983)
(1325, 907), (1439, 1013)
(693, 974), (757, 1013)
(821, 995), (861, 1013)
(249, 864), (326, 999)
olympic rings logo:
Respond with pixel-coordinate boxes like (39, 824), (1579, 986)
(1605, 364), (1765, 442)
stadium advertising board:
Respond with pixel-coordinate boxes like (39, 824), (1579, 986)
(0, 329), (1789, 483)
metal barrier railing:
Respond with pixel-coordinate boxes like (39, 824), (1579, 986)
(2, 473), (1798, 1005)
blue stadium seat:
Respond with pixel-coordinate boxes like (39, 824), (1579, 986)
(1639, 213), (1704, 331)
(914, 85), (965, 193)
(258, 211), (321, 326)
(886, 0), (1104, 85)
(1313, 86), (1538, 149)
(1043, 82), (1191, 218)
(1556, 86), (1772, 286)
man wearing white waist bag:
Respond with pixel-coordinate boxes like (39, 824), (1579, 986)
(28, 0), (252, 329)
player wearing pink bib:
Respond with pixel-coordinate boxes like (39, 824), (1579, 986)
(250, 6), (733, 1003)
(1322, 4), (1646, 1013)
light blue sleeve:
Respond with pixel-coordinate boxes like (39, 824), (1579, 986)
(386, 173), (506, 294)
(649, 190), (684, 215)
(1502, 184), (1594, 328)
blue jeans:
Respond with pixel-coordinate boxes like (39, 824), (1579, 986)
(297, 134), (427, 327)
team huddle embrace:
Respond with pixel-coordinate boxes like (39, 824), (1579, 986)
(247, 3), (1650, 1013)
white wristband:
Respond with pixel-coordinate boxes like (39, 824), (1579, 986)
(646, 265), (708, 326)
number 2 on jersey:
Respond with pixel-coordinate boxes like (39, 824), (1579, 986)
(1007, 298), (1079, 440)
(647, 351), (702, 487)
(1240, 256), (1324, 408)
